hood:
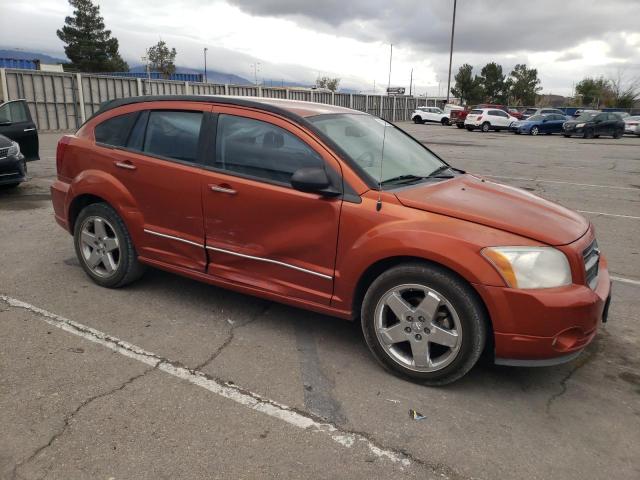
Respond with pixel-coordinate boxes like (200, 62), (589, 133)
(0, 134), (13, 148)
(394, 175), (589, 246)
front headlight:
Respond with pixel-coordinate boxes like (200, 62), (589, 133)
(7, 141), (20, 157)
(576, 123), (585, 128)
(481, 246), (572, 289)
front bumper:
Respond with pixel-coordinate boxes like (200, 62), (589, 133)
(475, 261), (611, 365)
(0, 154), (26, 185)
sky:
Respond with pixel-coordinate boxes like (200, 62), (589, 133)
(1, 0), (639, 96)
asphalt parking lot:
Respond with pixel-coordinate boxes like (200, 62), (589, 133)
(1, 125), (639, 480)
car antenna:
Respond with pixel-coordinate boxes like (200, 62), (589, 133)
(376, 117), (389, 212)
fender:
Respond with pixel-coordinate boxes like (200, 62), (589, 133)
(67, 169), (144, 245)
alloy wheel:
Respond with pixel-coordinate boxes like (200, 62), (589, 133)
(374, 284), (462, 372)
(79, 216), (121, 278)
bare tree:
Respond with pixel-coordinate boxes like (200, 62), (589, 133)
(316, 76), (340, 92)
(609, 67), (640, 108)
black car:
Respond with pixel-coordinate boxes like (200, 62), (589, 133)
(562, 112), (625, 139)
(0, 100), (39, 161)
(0, 134), (27, 188)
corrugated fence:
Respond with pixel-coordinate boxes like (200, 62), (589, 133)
(0, 68), (427, 132)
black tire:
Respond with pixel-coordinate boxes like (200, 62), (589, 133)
(361, 262), (488, 385)
(530, 126), (539, 136)
(481, 122), (491, 132)
(74, 202), (146, 288)
(465, 126), (474, 132)
(413, 116), (423, 124)
(0, 182), (21, 190)
(456, 123), (464, 129)
(583, 128), (594, 139)
(563, 134), (571, 138)
(613, 129), (622, 139)
(441, 117), (449, 126)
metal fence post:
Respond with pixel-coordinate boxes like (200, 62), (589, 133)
(184, 81), (190, 95)
(136, 78), (142, 96)
(257, 85), (263, 97)
(392, 96), (396, 122)
(224, 84), (229, 96)
(331, 91), (335, 105)
(365, 94), (369, 114)
(349, 93), (353, 109)
(285, 88), (290, 100)
(76, 73), (86, 124)
(379, 95), (383, 117)
(310, 89), (314, 103)
(0, 69), (8, 102)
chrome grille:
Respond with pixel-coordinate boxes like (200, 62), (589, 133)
(583, 239), (600, 290)
(0, 147), (9, 159)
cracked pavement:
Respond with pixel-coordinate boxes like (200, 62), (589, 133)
(1, 130), (639, 479)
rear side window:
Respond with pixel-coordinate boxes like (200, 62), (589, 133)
(95, 112), (139, 147)
(489, 110), (506, 117)
(215, 114), (323, 185)
(143, 110), (203, 163)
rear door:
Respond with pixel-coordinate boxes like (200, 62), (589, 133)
(0, 100), (39, 160)
(489, 110), (509, 128)
(94, 105), (209, 271)
(199, 107), (343, 305)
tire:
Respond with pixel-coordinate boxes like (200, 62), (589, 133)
(613, 129), (622, 139)
(583, 128), (594, 139)
(456, 123), (464, 129)
(441, 117), (450, 126)
(0, 182), (20, 190)
(481, 122), (491, 132)
(413, 116), (423, 124)
(465, 126), (474, 131)
(361, 262), (488, 385)
(530, 126), (539, 136)
(563, 134), (571, 138)
(74, 202), (146, 288)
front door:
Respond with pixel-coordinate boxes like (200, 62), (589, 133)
(0, 100), (39, 160)
(200, 108), (342, 305)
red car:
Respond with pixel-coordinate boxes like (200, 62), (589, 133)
(51, 96), (611, 385)
(452, 104), (523, 128)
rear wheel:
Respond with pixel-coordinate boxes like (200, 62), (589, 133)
(74, 203), (146, 288)
(361, 263), (488, 385)
(413, 116), (423, 124)
(456, 123), (464, 129)
(481, 122), (491, 132)
(613, 129), (622, 139)
(441, 117), (450, 126)
(563, 134), (571, 138)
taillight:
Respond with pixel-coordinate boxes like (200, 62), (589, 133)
(477, 116), (483, 121)
(56, 135), (72, 175)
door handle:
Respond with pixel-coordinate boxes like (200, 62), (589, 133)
(209, 184), (236, 195)
(114, 161), (137, 170)
(23, 128), (36, 132)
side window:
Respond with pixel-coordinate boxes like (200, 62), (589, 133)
(215, 114), (324, 185)
(594, 114), (607, 122)
(94, 112), (139, 147)
(0, 101), (30, 123)
(490, 110), (506, 117)
(143, 110), (203, 163)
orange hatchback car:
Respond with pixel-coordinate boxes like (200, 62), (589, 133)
(51, 96), (611, 385)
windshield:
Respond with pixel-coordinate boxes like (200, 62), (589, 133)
(523, 108), (537, 115)
(576, 112), (598, 121)
(308, 113), (445, 186)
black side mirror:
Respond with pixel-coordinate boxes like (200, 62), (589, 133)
(291, 167), (339, 196)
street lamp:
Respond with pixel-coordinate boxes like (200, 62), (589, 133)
(203, 48), (208, 83)
(250, 62), (261, 86)
(446, 0), (457, 104)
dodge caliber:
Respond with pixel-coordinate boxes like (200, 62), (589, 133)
(51, 96), (611, 385)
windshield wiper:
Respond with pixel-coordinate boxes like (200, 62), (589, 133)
(380, 174), (427, 186)
(426, 165), (455, 178)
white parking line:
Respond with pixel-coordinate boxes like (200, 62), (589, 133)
(577, 210), (640, 220)
(0, 295), (414, 471)
(611, 276), (640, 287)
(485, 175), (637, 191)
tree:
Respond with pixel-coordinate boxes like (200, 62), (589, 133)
(507, 64), (542, 105)
(316, 76), (340, 92)
(57, 0), (128, 72)
(575, 77), (612, 107)
(450, 64), (483, 105)
(478, 62), (507, 103)
(609, 69), (640, 108)
(147, 40), (177, 79)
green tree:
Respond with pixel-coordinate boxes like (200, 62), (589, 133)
(507, 64), (542, 105)
(450, 64), (483, 105)
(57, 0), (128, 72)
(478, 62), (507, 103)
(316, 76), (340, 91)
(574, 77), (612, 107)
(147, 40), (177, 79)
(609, 70), (640, 108)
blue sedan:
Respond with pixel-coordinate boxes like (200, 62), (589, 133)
(509, 114), (569, 135)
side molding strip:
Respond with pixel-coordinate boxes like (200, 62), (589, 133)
(143, 229), (203, 248)
(206, 245), (333, 280)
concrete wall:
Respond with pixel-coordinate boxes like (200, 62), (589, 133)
(0, 68), (427, 132)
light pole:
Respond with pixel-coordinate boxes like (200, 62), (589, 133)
(387, 44), (393, 95)
(446, 0), (457, 104)
(203, 48), (208, 83)
(409, 68), (413, 96)
(250, 62), (261, 86)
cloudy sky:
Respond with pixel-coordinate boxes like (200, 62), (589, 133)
(1, 0), (639, 95)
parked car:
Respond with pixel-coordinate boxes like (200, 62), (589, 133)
(623, 115), (640, 135)
(476, 104), (523, 119)
(611, 111), (629, 119)
(0, 100), (39, 161)
(0, 133), (27, 188)
(510, 114), (569, 135)
(411, 107), (450, 125)
(451, 103), (521, 128)
(520, 108), (565, 120)
(563, 112), (625, 138)
(52, 95), (611, 385)
(450, 108), (469, 128)
(464, 108), (518, 132)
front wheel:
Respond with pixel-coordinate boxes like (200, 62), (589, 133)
(361, 263), (488, 385)
(481, 122), (491, 132)
(74, 203), (146, 288)
(413, 116), (423, 124)
(465, 126), (474, 131)
(583, 128), (594, 139)
(563, 134), (571, 138)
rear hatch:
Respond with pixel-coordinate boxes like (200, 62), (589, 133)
(465, 109), (484, 122)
